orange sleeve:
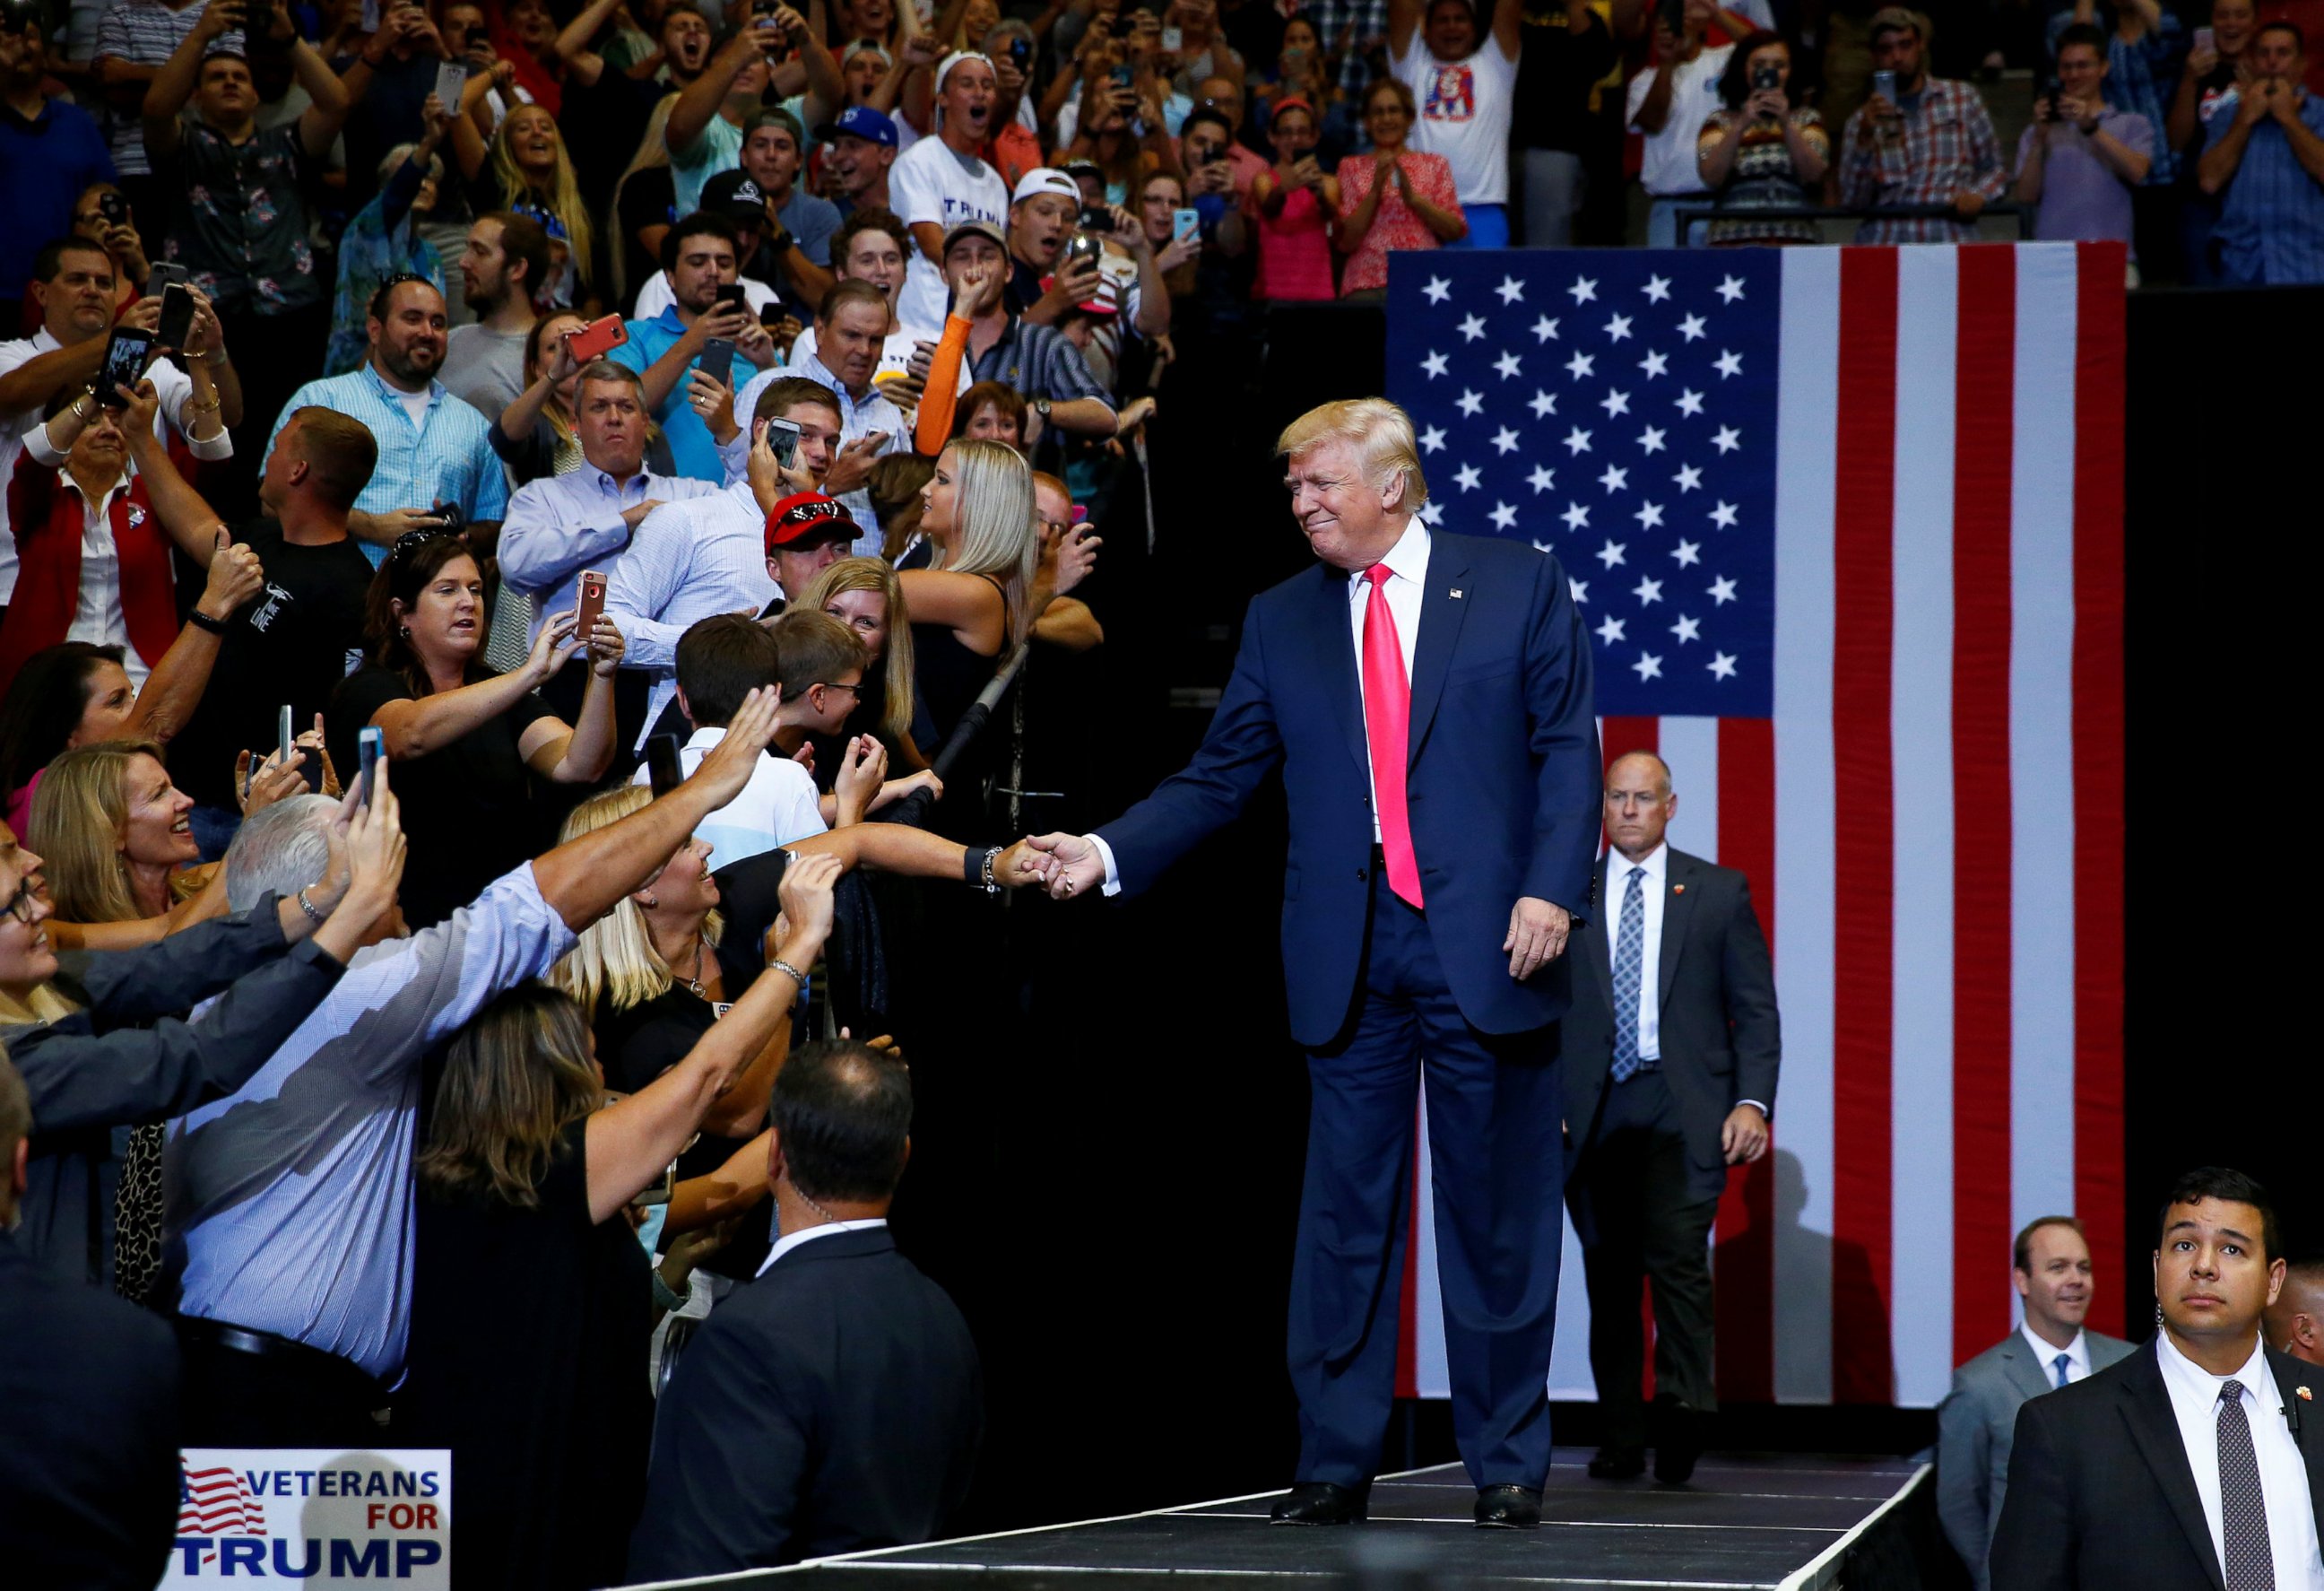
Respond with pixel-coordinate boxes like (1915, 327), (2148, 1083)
(913, 313), (975, 458)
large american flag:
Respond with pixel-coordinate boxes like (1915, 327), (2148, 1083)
(1388, 242), (2127, 1408)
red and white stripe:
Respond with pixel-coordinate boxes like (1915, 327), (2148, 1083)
(1401, 242), (2125, 1409)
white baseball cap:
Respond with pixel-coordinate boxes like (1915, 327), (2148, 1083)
(1011, 167), (1083, 206)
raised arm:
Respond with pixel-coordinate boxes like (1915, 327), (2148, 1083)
(142, 0), (240, 161)
(293, 19), (371, 159)
(583, 852), (838, 1221)
(1389, 0), (1421, 57)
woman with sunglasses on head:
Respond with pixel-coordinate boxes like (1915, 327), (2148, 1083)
(0, 781), (405, 1289)
(325, 529), (624, 930)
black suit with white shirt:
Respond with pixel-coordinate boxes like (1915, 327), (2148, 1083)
(1990, 1334), (2324, 1590)
(1562, 844), (1780, 1449)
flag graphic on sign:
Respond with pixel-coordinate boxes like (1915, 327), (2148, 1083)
(1387, 242), (2126, 1409)
(179, 1461), (268, 1538)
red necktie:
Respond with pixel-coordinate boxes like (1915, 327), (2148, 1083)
(1363, 564), (1423, 909)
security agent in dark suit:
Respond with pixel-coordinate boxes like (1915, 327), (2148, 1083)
(0, 1052), (181, 1591)
(1938, 1216), (2138, 1591)
(1990, 1168), (2324, 1591)
(629, 1038), (982, 1578)
(1563, 751), (1779, 1485)
(1027, 398), (1601, 1530)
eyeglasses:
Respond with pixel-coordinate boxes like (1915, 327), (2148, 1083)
(815, 681), (863, 700)
(4, 872), (39, 926)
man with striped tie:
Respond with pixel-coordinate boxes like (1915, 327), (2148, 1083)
(1938, 1216), (2137, 1589)
(1990, 1168), (2324, 1591)
(1563, 750), (1780, 1485)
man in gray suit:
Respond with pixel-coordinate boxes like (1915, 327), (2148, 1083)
(1937, 1215), (2137, 1588)
(1564, 751), (1780, 1485)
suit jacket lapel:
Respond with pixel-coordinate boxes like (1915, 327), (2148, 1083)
(1404, 543), (1471, 769)
(2266, 1348), (2324, 1542)
(2116, 1349), (2227, 1591)
(1315, 569), (1369, 785)
(1657, 852), (1698, 1007)
(1999, 1335), (2056, 1404)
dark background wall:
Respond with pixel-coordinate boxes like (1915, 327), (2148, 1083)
(874, 286), (2319, 1536)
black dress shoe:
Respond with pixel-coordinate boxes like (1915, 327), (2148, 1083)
(1587, 1447), (1646, 1480)
(1473, 1484), (1542, 1529)
(1653, 1404), (1704, 1485)
(1270, 1482), (1368, 1525)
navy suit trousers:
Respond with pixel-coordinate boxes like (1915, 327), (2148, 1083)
(1288, 868), (1566, 1490)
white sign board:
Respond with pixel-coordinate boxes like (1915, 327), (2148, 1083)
(160, 1449), (450, 1587)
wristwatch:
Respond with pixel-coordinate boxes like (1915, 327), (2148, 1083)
(1035, 398), (1053, 422)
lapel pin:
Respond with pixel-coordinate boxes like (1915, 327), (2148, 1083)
(1450, 588), (1464, 599)
(1673, 884), (1686, 895)
(2300, 1387), (2313, 1402)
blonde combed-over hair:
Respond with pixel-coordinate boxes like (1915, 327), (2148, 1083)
(1275, 397), (1431, 513)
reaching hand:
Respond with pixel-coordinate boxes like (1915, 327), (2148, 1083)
(1025, 831), (1105, 900)
(774, 850), (843, 951)
(994, 838), (1047, 889)
(334, 758), (408, 923)
(1503, 896), (1571, 980)
(834, 733), (888, 819)
(688, 686), (782, 805)
(235, 748), (309, 816)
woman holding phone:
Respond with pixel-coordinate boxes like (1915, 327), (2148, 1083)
(326, 529), (624, 929)
(1696, 32), (1827, 246)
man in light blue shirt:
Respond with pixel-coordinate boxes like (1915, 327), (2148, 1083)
(266, 278), (509, 565)
(731, 279), (903, 554)
(164, 722), (783, 1446)
(611, 213), (779, 483)
(2197, 21), (2324, 283)
(499, 361), (722, 645)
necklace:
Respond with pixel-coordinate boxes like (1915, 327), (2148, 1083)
(682, 935), (708, 999)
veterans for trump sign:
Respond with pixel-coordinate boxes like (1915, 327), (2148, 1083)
(161, 1450), (449, 1586)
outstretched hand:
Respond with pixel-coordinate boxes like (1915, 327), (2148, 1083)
(1025, 831), (1105, 900)
(688, 686), (782, 806)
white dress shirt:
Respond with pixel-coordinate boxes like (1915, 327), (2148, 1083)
(21, 430), (146, 685)
(2018, 1321), (2090, 1387)
(1603, 841), (1668, 1062)
(2153, 1330), (2324, 1590)
(755, 1216), (889, 1277)
(602, 481), (781, 745)
(1091, 525), (1430, 892)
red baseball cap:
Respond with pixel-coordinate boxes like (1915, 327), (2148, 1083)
(764, 491), (858, 556)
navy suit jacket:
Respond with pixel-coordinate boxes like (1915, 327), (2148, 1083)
(1099, 531), (1601, 1046)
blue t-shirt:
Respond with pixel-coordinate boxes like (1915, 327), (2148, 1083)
(610, 308), (726, 483)
(0, 99), (115, 300)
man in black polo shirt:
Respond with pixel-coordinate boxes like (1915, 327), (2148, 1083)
(129, 404), (380, 857)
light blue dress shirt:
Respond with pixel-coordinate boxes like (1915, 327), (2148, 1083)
(499, 464), (723, 643)
(266, 363), (511, 565)
(603, 479), (781, 743)
(729, 350), (904, 555)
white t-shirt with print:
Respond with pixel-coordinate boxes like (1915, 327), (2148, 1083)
(888, 137), (1010, 335)
(1625, 43), (1736, 197)
(1391, 31), (1522, 207)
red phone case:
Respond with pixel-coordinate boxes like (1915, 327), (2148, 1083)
(568, 316), (629, 362)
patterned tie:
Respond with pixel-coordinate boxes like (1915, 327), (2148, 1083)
(2216, 1379), (2275, 1591)
(1610, 865), (1648, 1082)
(2051, 1352), (2071, 1390)
(1361, 565), (1422, 909)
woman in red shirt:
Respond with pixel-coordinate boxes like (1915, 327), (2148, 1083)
(1334, 77), (1468, 300)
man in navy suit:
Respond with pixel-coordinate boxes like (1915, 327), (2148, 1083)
(1029, 398), (1600, 1529)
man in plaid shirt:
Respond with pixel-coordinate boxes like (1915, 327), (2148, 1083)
(1838, 7), (2007, 243)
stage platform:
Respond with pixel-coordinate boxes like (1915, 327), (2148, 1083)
(625, 1448), (1940, 1591)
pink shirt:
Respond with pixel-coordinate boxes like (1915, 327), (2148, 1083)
(1255, 184), (1338, 301)
(1334, 151), (1462, 296)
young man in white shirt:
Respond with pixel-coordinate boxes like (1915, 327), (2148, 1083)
(1626, 0), (1733, 248)
(1388, 0), (1524, 247)
(888, 52), (1010, 335)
